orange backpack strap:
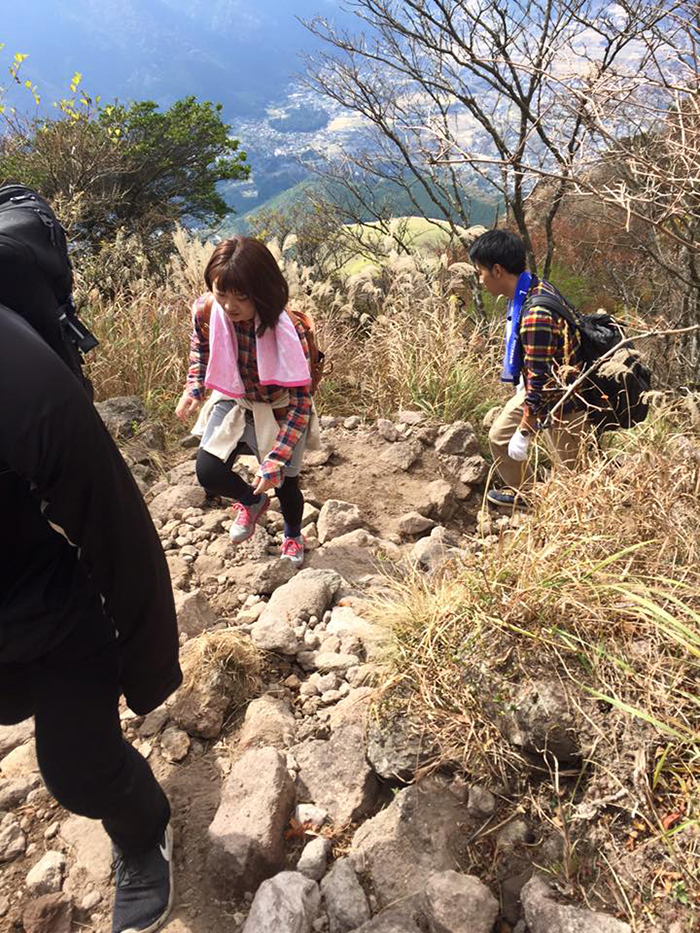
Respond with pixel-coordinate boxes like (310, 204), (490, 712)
(196, 292), (214, 324)
(287, 307), (326, 394)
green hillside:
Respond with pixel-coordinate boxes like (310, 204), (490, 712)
(340, 217), (479, 275)
(222, 175), (500, 238)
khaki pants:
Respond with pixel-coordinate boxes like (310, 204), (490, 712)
(489, 390), (589, 489)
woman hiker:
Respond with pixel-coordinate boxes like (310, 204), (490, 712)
(175, 236), (320, 566)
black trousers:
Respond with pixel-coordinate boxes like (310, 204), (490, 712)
(0, 590), (170, 855)
(196, 444), (305, 538)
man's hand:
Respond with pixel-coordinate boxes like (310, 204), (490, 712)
(508, 429), (531, 462)
(175, 391), (202, 423)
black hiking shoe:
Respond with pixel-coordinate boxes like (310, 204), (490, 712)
(112, 824), (174, 933)
(486, 486), (530, 510)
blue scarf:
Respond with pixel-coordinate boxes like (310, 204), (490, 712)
(500, 271), (534, 384)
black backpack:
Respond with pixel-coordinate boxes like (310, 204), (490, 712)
(523, 289), (652, 432)
(0, 184), (97, 395)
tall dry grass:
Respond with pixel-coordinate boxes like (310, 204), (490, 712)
(368, 400), (700, 922)
(78, 229), (505, 427)
(75, 228), (214, 420)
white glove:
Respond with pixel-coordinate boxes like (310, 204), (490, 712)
(508, 429), (531, 462)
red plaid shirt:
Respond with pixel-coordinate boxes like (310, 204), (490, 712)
(520, 281), (582, 421)
(187, 299), (311, 484)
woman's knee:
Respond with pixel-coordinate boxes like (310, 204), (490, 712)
(196, 449), (224, 491)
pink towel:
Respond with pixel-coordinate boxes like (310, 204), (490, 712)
(204, 300), (312, 398)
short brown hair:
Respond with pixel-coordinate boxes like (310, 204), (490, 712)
(204, 237), (289, 335)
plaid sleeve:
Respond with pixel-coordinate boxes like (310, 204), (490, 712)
(259, 322), (312, 484)
(520, 306), (559, 418)
(186, 298), (210, 400)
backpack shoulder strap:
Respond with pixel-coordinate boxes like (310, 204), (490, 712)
(287, 306), (314, 332)
(523, 291), (578, 330)
(195, 293), (214, 326)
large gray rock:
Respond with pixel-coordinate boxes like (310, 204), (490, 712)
(149, 484), (208, 524)
(60, 815), (112, 882)
(441, 454), (489, 486)
(500, 681), (581, 764)
(0, 740), (39, 778)
(166, 554), (191, 590)
(297, 836), (332, 881)
(294, 725), (379, 825)
(242, 872), (321, 933)
(0, 720), (34, 758)
(252, 570), (342, 654)
(327, 607), (385, 661)
(396, 511), (436, 536)
(26, 851), (67, 896)
(367, 713), (437, 781)
(376, 419), (399, 442)
(351, 778), (473, 908)
(0, 812), (26, 861)
(435, 421), (479, 457)
(317, 501), (364, 544)
(379, 439), (422, 473)
(239, 696), (297, 751)
(321, 858), (371, 933)
(208, 747), (296, 896)
(307, 533), (390, 584)
(173, 589), (217, 637)
(353, 903), (423, 932)
(411, 527), (454, 572)
(160, 727), (191, 763)
(328, 687), (375, 733)
(248, 559), (298, 596)
(422, 870), (499, 933)
(94, 395), (146, 439)
(414, 480), (457, 522)
(521, 876), (631, 933)
(314, 653), (361, 674)
(0, 775), (40, 810)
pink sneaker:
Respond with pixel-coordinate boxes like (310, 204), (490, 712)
(229, 494), (270, 544)
(280, 535), (305, 567)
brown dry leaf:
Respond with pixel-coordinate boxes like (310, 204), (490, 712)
(661, 811), (684, 831)
(284, 818), (315, 841)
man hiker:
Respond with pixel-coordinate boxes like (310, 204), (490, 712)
(470, 229), (588, 507)
(0, 305), (181, 933)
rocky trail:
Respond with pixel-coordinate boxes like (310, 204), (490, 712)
(0, 399), (638, 933)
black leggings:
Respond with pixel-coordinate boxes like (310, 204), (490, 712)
(0, 591), (169, 856)
(196, 445), (304, 538)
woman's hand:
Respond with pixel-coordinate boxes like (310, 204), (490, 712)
(175, 391), (202, 423)
(252, 474), (277, 496)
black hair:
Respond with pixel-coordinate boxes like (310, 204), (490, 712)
(469, 229), (527, 275)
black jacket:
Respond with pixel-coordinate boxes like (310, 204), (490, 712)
(0, 306), (181, 714)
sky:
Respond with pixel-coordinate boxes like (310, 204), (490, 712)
(1, 0), (362, 119)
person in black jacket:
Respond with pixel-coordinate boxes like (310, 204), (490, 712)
(0, 306), (182, 933)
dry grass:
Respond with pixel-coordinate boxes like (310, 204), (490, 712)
(78, 230), (505, 428)
(179, 629), (262, 705)
(368, 401), (700, 925)
(75, 228), (208, 422)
